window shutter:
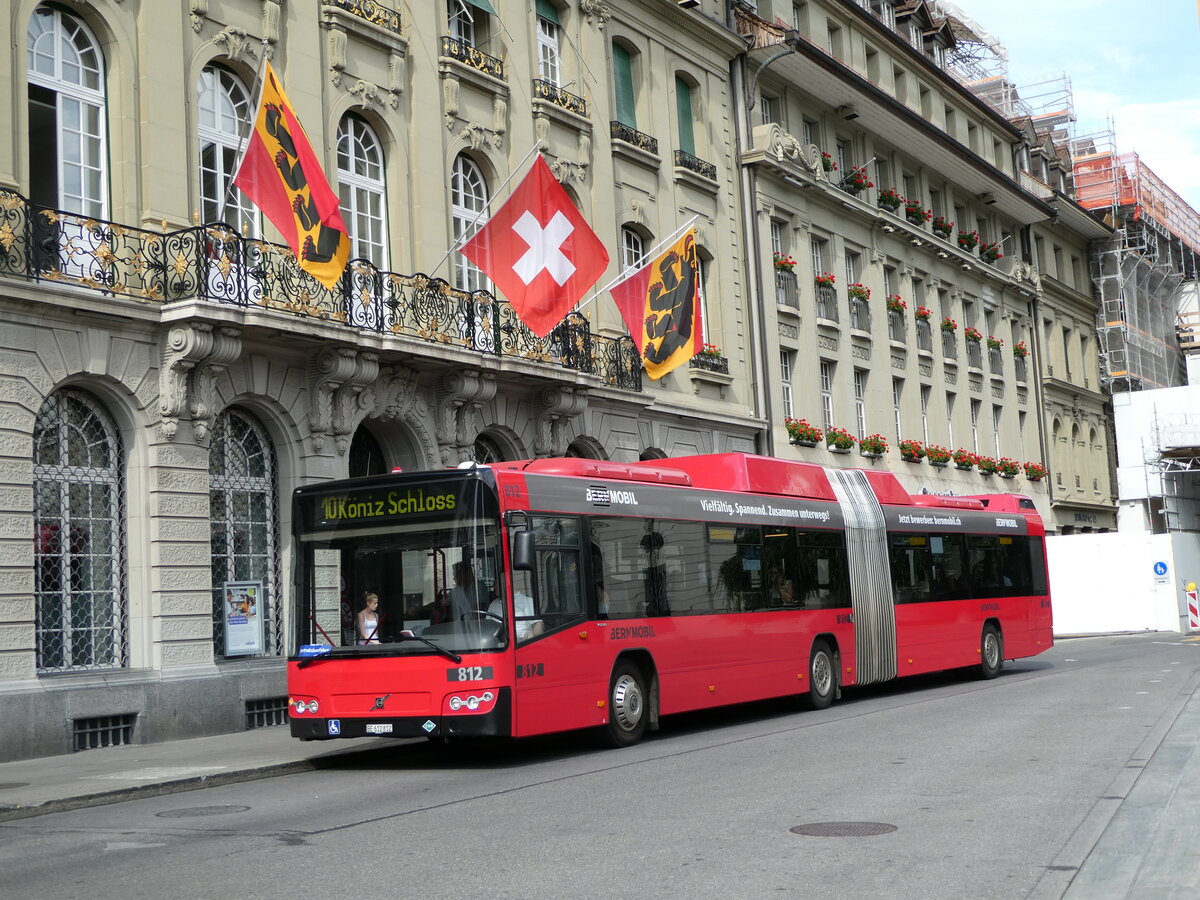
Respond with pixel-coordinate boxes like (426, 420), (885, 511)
(613, 44), (636, 128)
(536, 0), (560, 23)
(675, 76), (695, 156)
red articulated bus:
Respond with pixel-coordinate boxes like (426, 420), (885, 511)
(288, 453), (1051, 747)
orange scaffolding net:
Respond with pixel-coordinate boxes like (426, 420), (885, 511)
(1073, 150), (1200, 256)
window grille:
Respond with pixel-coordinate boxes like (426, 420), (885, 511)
(34, 389), (127, 673)
(73, 714), (135, 751)
(245, 697), (289, 729)
(210, 409), (281, 658)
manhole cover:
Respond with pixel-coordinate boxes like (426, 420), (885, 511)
(0, 783), (29, 791)
(155, 805), (251, 818)
(790, 821), (897, 837)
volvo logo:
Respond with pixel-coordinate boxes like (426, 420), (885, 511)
(371, 693), (391, 710)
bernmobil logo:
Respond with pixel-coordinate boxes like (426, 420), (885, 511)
(586, 485), (639, 507)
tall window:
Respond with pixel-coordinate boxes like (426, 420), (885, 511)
(992, 405), (1002, 456)
(820, 360), (835, 432)
(621, 226), (645, 273)
(771, 221), (784, 259)
(920, 385), (930, 443)
(675, 76), (695, 157)
(810, 236), (826, 279)
(844, 248), (861, 287)
(198, 65), (256, 234)
(802, 118), (819, 147)
(892, 378), (903, 442)
(449, 0), (485, 47)
(210, 409), (279, 658)
(760, 93), (778, 126)
(536, 2), (561, 85)
(836, 139), (850, 177)
(946, 392), (955, 448)
(27, 6), (107, 217)
(854, 369), (868, 439)
(970, 399), (981, 452)
(337, 114), (387, 267)
(780, 351), (795, 419)
(33, 389), (126, 672)
(451, 154), (490, 292)
(612, 43), (636, 128)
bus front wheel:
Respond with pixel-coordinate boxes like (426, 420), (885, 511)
(603, 662), (648, 747)
(806, 641), (836, 710)
(978, 624), (1003, 680)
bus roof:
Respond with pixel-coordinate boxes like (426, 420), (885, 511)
(495, 453), (991, 510)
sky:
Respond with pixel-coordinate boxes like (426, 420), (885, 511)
(944, 0), (1200, 212)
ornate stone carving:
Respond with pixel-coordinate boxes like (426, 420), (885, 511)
(549, 158), (588, 184)
(388, 50), (405, 102)
(329, 27), (347, 87)
(443, 77), (459, 129)
(372, 365), (420, 422)
(348, 80), (383, 109)
(159, 324), (242, 443)
(581, 0), (613, 26)
(531, 386), (588, 456)
(212, 27), (257, 64)
(435, 371), (496, 464)
(191, 0), (209, 32)
(459, 122), (499, 150)
(493, 95), (508, 139)
(307, 347), (377, 454)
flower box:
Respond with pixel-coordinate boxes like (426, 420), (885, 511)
(815, 272), (836, 288)
(904, 202), (932, 226)
(878, 188), (904, 211)
(979, 241), (1003, 263)
(847, 283), (871, 301)
(785, 417), (823, 445)
(964, 326), (983, 343)
(952, 449), (978, 470)
(932, 217), (954, 239)
(957, 230), (980, 251)
(986, 336), (1004, 350)
(976, 456), (999, 475)
(821, 151), (836, 173)
(859, 433), (889, 456)
(1024, 461), (1048, 481)
(898, 439), (926, 462)
(1013, 340), (1029, 358)
(914, 306), (933, 322)
(886, 295), (907, 314)
(925, 445), (952, 466)
(941, 317), (958, 333)
(826, 427), (856, 451)
(841, 167), (873, 194)
(772, 252), (797, 273)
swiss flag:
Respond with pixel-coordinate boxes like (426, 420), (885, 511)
(459, 156), (609, 338)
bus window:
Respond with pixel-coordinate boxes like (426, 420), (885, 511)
(795, 530), (850, 609)
(528, 516), (584, 632)
(707, 525), (763, 612)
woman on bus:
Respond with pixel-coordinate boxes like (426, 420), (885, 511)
(356, 592), (381, 645)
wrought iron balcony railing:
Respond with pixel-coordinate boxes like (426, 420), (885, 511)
(966, 340), (983, 369)
(533, 79), (587, 116)
(323, 0), (401, 32)
(815, 284), (838, 322)
(1014, 356), (1028, 383)
(886, 309), (905, 342)
(774, 270), (798, 308)
(988, 346), (1004, 374)
(941, 330), (957, 358)
(674, 149), (717, 181)
(440, 35), (505, 80)
(916, 319), (933, 352)
(610, 121), (658, 155)
(690, 353), (729, 375)
(0, 190), (641, 390)
(850, 298), (872, 332)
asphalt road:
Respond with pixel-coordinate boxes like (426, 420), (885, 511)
(2, 632), (1195, 899)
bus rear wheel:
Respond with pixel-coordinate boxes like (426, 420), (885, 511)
(805, 641), (836, 710)
(603, 662), (648, 747)
(978, 624), (1003, 680)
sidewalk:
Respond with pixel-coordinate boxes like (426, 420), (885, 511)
(0, 725), (409, 821)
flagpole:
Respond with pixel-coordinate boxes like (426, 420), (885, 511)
(574, 215), (700, 313)
(221, 39), (271, 227)
(429, 141), (544, 279)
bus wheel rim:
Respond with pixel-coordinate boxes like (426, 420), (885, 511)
(984, 633), (1000, 668)
(813, 652), (832, 696)
(612, 674), (643, 731)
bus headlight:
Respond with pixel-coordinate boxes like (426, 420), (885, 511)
(449, 697), (463, 711)
(466, 696), (480, 711)
(293, 699), (319, 715)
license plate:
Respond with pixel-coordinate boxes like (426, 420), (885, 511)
(365, 723), (393, 734)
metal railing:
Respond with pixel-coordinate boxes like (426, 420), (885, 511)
(610, 121), (659, 155)
(916, 319), (933, 352)
(774, 270), (798, 308)
(887, 309), (905, 342)
(816, 284), (839, 321)
(942, 330), (957, 358)
(440, 35), (505, 79)
(851, 298), (872, 332)
(988, 346), (1004, 374)
(674, 149), (717, 181)
(533, 79), (587, 116)
(690, 354), (729, 375)
(1014, 356), (1028, 382)
(0, 190), (641, 390)
(966, 340), (983, 369)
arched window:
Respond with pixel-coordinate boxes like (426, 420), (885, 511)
(621, 226), (645, 273)
(27, 5), (107, 217)
(349, 425), (387, 478)
(209, 409), (279, 658)
(451, 154), (490, 292)
(33, 389), (126, 672)
(473, 434), (506, 464)
(337, 114), (388, 267)
(198, 65), (256, 234)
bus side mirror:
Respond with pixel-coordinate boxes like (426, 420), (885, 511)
(511, 530), (533, 571)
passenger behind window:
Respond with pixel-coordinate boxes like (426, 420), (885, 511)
(488, 588), (543, 642)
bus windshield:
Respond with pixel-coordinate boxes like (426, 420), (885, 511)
(292, 474), (507, 656)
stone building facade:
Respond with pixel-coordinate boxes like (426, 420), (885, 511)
(0, 0), (1116, 760)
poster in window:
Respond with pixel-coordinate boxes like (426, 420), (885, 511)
(224, 580), (264, 656)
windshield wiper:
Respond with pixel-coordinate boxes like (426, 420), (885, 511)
(397, 632), (463, 663)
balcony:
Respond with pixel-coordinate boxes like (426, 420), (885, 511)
(323, 0), (401, 32)
(673, 149), (717, 182)
(610, 121), (658, 156)
(988, 346), (1004, 375)
(966, 340), (983, 369)
(916, 319), (933, 353)
(0, 190), (641, 390)
(439, 36), (504, 80)
(815, 284), (839, 322)
(887, 309), (905, 343)
(532, 78), (587, 116)
(775, 270), (798, 309)
(850, 298), (872, 332)
(1014, 356), (1028, 383)
(941, 330), (957, 359)
(689, 353), (729, 375)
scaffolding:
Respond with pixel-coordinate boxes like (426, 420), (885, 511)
(1071, 127), (1200, 392)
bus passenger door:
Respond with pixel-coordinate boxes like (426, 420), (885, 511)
(511, 516), (607, 737)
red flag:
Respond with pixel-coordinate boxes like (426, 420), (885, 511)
(611, 229), (704, 380)
(459, 156), (609, 338)
(233, 61), (350, 289)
